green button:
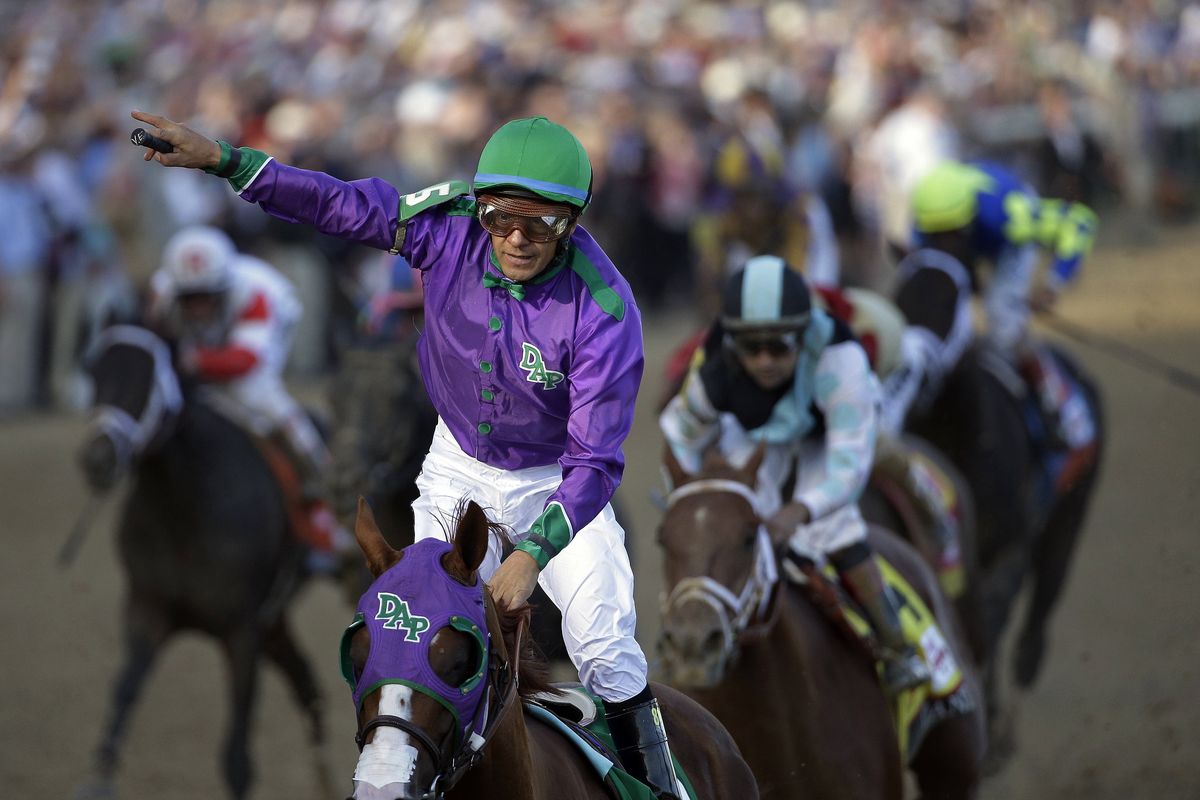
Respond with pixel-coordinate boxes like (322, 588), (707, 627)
(480, 361), (492, 373)
(477, 422), (492, 435)
(488, 316), (502, 332)
(481, 389), (494, 401)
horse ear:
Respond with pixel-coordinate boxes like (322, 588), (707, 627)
(741, 443), (766, 487)
(662, 443), (692, 489)
(444, 500), (490, 583)
(355, 496), (401, 577)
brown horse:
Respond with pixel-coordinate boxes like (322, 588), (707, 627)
(343, 497), (759, 800)
(658, 451), (986, 800)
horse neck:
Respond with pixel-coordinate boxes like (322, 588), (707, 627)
(737, 590), (822, 691)
(134, 401), (259, 500)
(917, 350), (995, 462)
(701, 589), (894, 797)
(135, 400), (201, 474)
(450, 690), (537, 800)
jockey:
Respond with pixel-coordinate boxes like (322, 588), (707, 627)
(900, 160), (1099, 447)
(659, 255), (931, 696)
(148, 225), (346, 562)
(133, 111), (685, 799)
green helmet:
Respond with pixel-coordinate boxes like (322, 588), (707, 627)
(473, 117), (593, 211)
(911, 162), (992, 234)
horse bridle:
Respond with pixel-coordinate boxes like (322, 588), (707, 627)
(351, 593), (522, 799)
(662, 479), (780, 657)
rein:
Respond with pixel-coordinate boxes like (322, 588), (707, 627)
(663, 479), (780, 653)
(353, 590), (522, 799)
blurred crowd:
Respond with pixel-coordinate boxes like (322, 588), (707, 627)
(2, 0), (1199, 415)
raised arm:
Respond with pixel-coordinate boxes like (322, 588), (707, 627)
(129, 111), (401, 251)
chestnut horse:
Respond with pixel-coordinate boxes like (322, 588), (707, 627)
(343, 498), (758, 800)
(657, 451), (986, 800)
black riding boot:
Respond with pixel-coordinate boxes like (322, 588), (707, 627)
(605, 686), (683, 800)
(830, 542), (931, 696)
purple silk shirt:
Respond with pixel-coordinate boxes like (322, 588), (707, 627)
(236, 161), (643, 540)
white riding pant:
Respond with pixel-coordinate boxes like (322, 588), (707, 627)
(412, 419), (646, 703)
(200, 362), (326, 468)
(984, 243), (1038, 354)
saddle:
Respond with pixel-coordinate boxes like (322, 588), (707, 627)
(253, 434), (332, 552)
(525, 684), (698, 800)
(791, 558), (975, 762)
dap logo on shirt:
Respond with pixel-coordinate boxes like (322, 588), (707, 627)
(375, 592), (431, 642)
(520, 342), (565, 390)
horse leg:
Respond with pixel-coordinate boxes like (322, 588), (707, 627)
(974, 541), (1027, 763)
(263, 616), (323, 742)
(1013, 468), (1099, 688)
(262, 616), (333, 795)
(909, 712), (986, 800)
(220, 625), (261, 800)
(977, 541), (1030, 659)
(76, 597), (172, 799)
(979, 657), (1019, 775)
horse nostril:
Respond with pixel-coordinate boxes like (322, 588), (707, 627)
(702, 628), (724, 653)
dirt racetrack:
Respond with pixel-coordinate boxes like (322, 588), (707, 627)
(2, 223), (1198, 799)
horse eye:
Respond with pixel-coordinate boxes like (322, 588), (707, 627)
(459, 638), (484, 687)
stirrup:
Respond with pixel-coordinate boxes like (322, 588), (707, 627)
(606, 698), (683, 799)
(879, 645), (931, 695)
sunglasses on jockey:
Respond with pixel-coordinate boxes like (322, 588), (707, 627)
(475, 193), (576, 243)
(728, 330), (800, 358)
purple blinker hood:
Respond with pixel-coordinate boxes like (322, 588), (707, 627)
(340, 538), (490, 745)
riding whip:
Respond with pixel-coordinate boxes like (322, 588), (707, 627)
(130, 127), (173, 153)
(57, 493), (106, 568)
(1039, 312), (1200, 398)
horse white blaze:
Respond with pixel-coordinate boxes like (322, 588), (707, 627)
(353, 685), (420, 790)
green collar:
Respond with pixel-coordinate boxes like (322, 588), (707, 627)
(484, 245), (572, 300)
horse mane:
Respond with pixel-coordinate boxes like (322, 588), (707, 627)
(699, 448), (753, 484)
(443, 501), (556, 698)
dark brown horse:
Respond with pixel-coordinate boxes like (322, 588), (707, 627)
(72, 325), (327, 800)
(658, 451), (986, 800)
(343, 498), (759, 800)
(894, 253), (1105, 693)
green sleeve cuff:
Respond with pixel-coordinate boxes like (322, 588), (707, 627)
(202, 141), (272, 194)
(515, 503), (574, 570)
(227, 147), (271, 193)
(202, 140), (234, 176)
(515, 538), (552, 570)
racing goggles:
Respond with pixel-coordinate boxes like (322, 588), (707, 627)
(729, 331), (799, 358)
(476, 194), (575, 243)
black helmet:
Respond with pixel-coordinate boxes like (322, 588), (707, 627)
(721, 255), (812, 334)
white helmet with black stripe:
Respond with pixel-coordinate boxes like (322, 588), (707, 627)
(720, 255), (812, 334)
